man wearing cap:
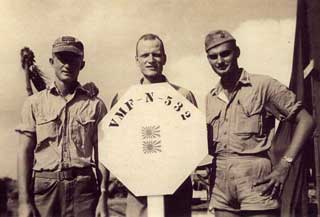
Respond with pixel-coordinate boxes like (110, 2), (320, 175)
(16, 36), (109, 217)
(205, 30), (314, 217)
(20, 47), (51, 96)
(111, 33), (197, 217)
(20, 46), (99, 97)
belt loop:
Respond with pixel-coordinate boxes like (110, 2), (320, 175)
(57, 172), (62, 181)
(71, 168), (76, 179)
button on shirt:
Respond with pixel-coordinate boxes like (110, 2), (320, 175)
(206, 69), (302, 155)
(16, 83), (107, 171)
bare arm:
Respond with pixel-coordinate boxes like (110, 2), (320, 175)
(17, 133), (37, 216)
(23, 67), (33, 96)
(282, 109), (315, 158)
(20, 47), (35, 96)
(95, 162), (110, 217)
(254, 109), (315, 197)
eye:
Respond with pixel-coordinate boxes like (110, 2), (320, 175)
(56, 52), (81, 63)
(220, 50), (232, 58)
(208, 54), (218, 60)
(152, 53), (161, 58)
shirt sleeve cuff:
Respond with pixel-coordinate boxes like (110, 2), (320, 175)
(15, 124), (36, 135)
(284, 101), (303, 121)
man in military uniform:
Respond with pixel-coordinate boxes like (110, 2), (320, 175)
(111, 33), (197, 217)
(16, 36), (109, 217)
(20, 46), (99, 97)
(205, 30), (314, 217)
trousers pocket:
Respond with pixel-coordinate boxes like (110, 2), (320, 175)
(251, 158), (272, 192)
(76, 172), (98, 193)
(34, 177), (57, 195)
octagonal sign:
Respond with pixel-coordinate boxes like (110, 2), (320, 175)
(98, 83), (207, 196)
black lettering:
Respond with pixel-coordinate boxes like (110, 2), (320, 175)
(164, 96), (172, 105)
(174, 102), (183, 112)
(145, 92), (154, 102)
(185, 111), (191, 118)
(115, 107), (127, 120)
(125, 99), (134, 111)
(181, 111), (191, 120)
(109, 119), (119, 127)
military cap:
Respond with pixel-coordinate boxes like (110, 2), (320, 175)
(205, 30), (235, 52)
(52, 36), (84, 56)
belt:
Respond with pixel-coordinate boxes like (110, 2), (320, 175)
(215, 151), (270, 160)
(34, 167), (93, 181)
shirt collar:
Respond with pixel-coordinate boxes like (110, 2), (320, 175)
(237, 69), (251, 85)
(210, 69), (251, 96)
(140, 74), (168, 84)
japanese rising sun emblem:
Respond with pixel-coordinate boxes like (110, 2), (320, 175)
(142, 125), (161, 154)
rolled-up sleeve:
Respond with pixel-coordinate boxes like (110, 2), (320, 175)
(15, 97), (36, 135)
(265, 78), (302, 121)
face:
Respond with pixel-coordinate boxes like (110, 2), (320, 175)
(206, 41), (239, 78)
(50, 52), (84, 83)
(136, 39), (166, 79)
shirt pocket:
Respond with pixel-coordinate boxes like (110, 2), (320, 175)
(235, 99), (261, 135)
(71, 115), (96, 152)
(36, 115), (59, 145)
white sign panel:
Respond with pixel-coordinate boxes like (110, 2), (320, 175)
(99, 83), (207, 196)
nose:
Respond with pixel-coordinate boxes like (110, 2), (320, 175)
(217, 55), (223, 64)
(61, 62), (71, 71)
(146, 54), (155, 62)
(63, 63), (71, 68)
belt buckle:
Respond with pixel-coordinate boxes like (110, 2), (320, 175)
(58, 169), (75, 181)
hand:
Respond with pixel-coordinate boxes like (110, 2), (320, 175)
(18, 202), (38, 217)
(253, 160), (291, 199)
(95, 192), (109, 217)
(20, 47), (35, 71)
(83, 82), (99, 97)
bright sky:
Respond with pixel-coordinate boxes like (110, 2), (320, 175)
(0, 0), (296, 178)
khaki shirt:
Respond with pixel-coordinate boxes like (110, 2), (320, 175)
(206, 69), (301, 155)
(16, 83), (107, 171)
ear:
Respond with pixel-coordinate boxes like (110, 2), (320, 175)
(235, 46), (240, 58)
(80, 60), (85, 70)
(162, 54), (167, 66)
(49, 57), (54, 65)
(135, 56), (139, 66)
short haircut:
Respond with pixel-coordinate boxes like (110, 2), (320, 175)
(136, 33), (166, 56)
